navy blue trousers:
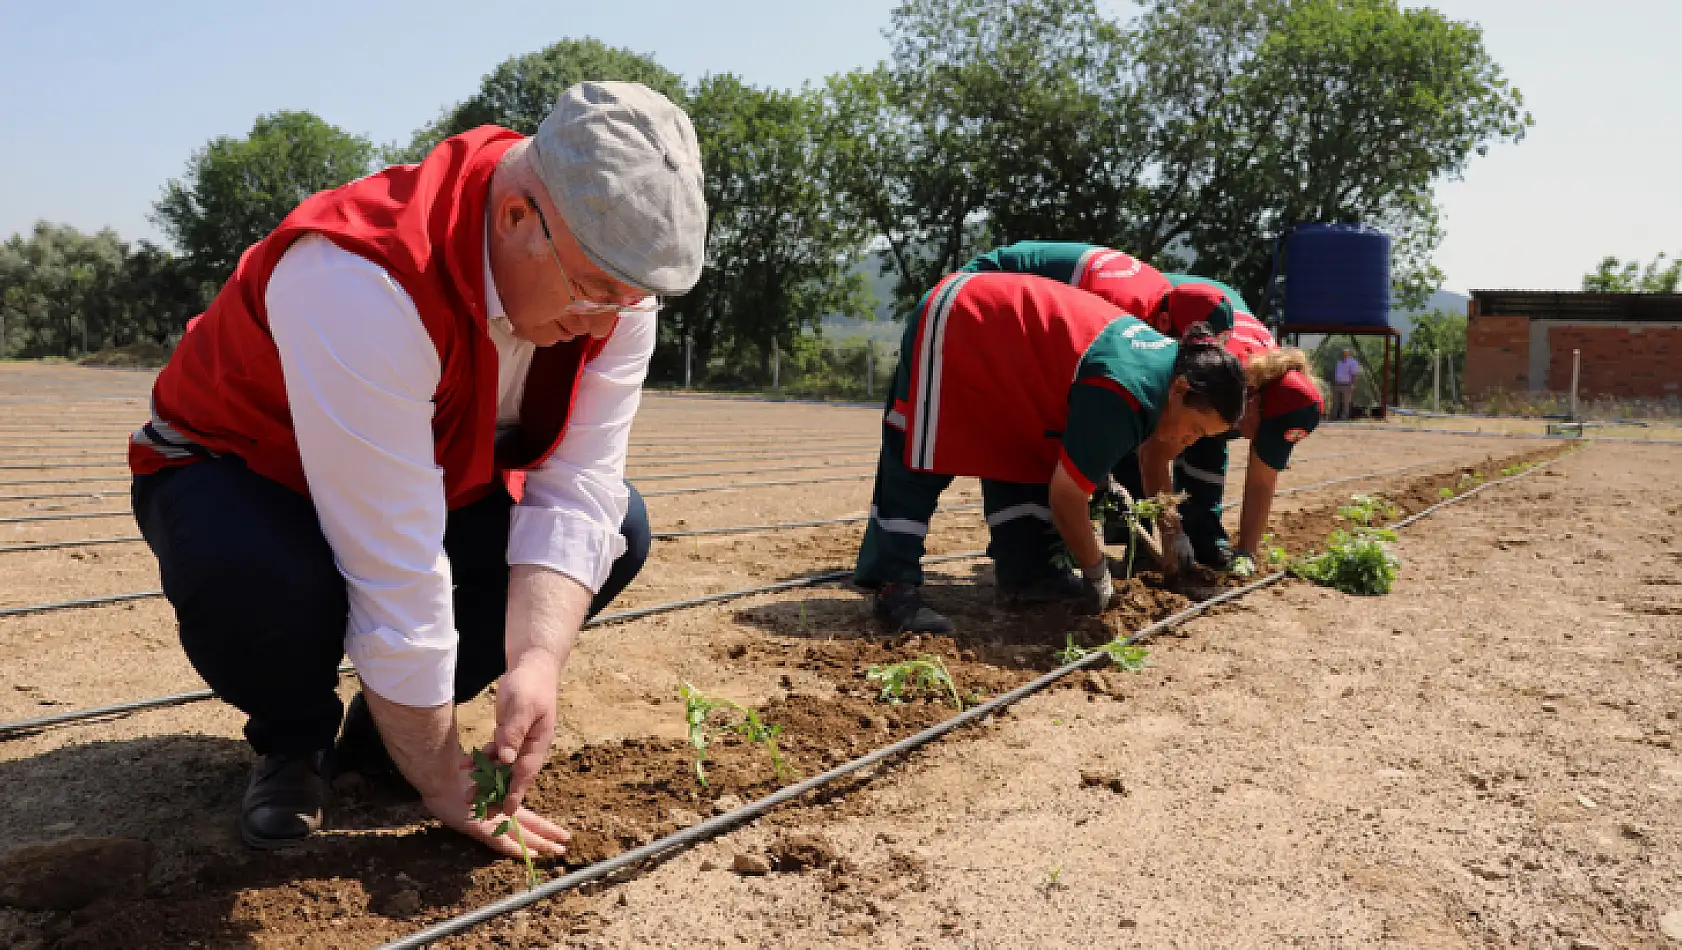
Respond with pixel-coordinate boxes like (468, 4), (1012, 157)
(132, 456), (650, 755)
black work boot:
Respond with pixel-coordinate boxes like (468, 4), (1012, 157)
(996, 570), (1086, 607)
(873, 582), (954, 634)
(331, 692), (420, 800)
(240, 750), (330, 850)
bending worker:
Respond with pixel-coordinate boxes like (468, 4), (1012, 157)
(1138, 274), (1323, 572)
(128, 83), (706, 853)
(963, 242), (1321, 574)
(854, 270), (1247, 634)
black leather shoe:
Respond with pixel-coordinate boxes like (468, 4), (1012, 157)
(873, 583), (955, 634)
(240, 751), (330, 850)
(331, 692), (419, 800)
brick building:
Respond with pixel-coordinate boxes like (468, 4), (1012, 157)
(1465, 290), (1682, 400)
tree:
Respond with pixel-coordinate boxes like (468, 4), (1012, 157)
(1399, 308), (1466, 402)
(0, 223), (206, 359)
(1582, 253), (1681, 293)
(1140, 0), (1532, 318)
(663, 75), (872, 384)
(822, 0), (1127, 311)
(390, 38), (685, 162)
(153, 111), (374, 287)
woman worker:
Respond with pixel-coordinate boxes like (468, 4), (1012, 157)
(962, 240), (1238, 337)
(961, 241), (1321, 575)
(1155, 273), (1322, 574)
(853, 270), (1247, 634)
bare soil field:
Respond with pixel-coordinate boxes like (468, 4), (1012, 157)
(0, 364), (1677, 949)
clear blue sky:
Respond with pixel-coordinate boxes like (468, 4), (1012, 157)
(1, 0), (1676, 294)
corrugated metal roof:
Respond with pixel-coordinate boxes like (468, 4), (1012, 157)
(1470, 290), (1682, 322)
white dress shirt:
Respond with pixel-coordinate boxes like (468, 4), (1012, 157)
(265, 234), (653, 707)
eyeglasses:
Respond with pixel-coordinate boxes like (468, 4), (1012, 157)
(526, 197), (660, 315)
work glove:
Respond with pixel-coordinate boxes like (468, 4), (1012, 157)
(1081, 559), (1115, 613)
(1164, 530), (1196, 575)
(1228, 552), (1257, 579)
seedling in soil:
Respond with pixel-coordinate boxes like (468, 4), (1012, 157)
(1115, 491), (1185, 580)
(1055, 633), (1152, 673)
(866, 654), (964, 710)
(1289, 528), (1400, 596)
(1336, 494), (1398, 528)
(468, 749), (539, 890)
(680, 682), (794, 787)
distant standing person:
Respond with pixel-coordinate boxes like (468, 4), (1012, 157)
(1333, 349), (1361, 419)
(128, 82), (706, 854)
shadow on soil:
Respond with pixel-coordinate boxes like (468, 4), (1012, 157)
(0, 733), (500, 948)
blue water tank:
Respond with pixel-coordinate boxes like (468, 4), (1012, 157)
(1282, 224), (1392, 328)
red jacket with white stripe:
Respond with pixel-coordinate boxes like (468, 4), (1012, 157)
(129, 127), (610, 508)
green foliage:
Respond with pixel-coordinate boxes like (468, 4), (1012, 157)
(679, 682), (794, 787)
(1055, 634), (1152, 672)
(390, 38), (686, 162)
(1582, 253), (1681, 294)
(660, 76), (873, 387)
(0, 224), (208, 359)
(1400, 309), (1467, 403)
(1289, 527), (1400, 595)
(866, 655), (964, 709)
(1337, 494), (1398, 527)
(468, 749), (539, 889)
(152, 111), (374, 288)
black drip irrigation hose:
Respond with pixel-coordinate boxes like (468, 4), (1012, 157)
(374, 449), (1577, 950)
(0, 552), (985, 739)
(0, 475), (130, 488)
(0, 590), (162, 619)
(0, 472), (877, 524)
(0, 510), (130, 525)
(0, 536), (144, 555)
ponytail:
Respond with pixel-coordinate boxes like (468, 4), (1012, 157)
(1172, 322), (1246, 425)
(1244, 347), (1316, 391)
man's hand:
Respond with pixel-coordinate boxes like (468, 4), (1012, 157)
(1081, 559), (1115, 613)
(362, 686), (569, 857)
(487, 649), (560, 815)
(498, 564), (593, 812)
(423, 762), (570, 861)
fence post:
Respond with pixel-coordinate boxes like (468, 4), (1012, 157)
(865, 340), (874, 399)
(1432, 349), (1440, 413)
(771, 341), (780, 393)
(1569, 348), (1581, 420)
(684, 335), (692, 390)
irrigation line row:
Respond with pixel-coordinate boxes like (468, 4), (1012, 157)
(374, 449), (1574, 950)
(0, 551), (985, 738)
(0, 471), (880, 524)
(0, 535), (144, 555)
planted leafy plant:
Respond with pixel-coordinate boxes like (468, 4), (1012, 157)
(867, 654), (964, 709)
(1054, 633), (1151, 672)
(468, 749), (539, 889)
(1337, 494), (1398, 528)
(1289, 527), (1401, 596)
(680, 682), (794, 787)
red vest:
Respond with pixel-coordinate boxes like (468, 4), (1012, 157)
(894, 272), (1127, 482)
(1072, 249), (1173, 326)
(130, 127), (611, 508)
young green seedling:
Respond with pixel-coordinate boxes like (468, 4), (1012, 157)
(866, 654), (964, 710)
(468, 749), (539, 890)
(1055, 633), (1152, 672)
(1336, 493), (1398, 528)
(680, 682), (795, 787)
(1289, 528), (1401, 596)
(1117, 491), (1184, 580)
